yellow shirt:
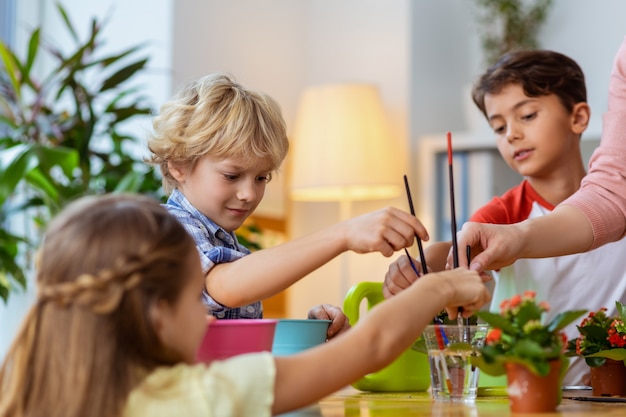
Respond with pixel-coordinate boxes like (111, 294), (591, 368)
(124, 352), (275, 417)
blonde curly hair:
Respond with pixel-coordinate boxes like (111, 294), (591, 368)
(146, 73), (289, 194)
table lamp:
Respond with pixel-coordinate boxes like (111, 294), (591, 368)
(290, 83), (402, 296)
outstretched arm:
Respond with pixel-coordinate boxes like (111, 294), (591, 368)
(563, 36), (626, 248)
(451, 205), (593, 272)
(207, 206), (429, 307)
(271, 267), (491, 415)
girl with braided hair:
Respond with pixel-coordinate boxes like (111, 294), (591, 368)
(0, 194), (490, 417)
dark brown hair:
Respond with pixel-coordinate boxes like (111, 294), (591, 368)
(472, 49), (587, 117)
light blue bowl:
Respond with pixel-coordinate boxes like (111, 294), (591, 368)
(272, 319), (331, 356)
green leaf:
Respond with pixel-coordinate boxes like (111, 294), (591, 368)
(25, 168), (60, 203)
(100, 59), (148, 92)
(584, 357), (607, 368)
(617, 301), (626, 322)
(24, 28), (40, 76)
(56, 3), (79, 42)
(470, 355), (506, 376)
(512, 338), (545, 359)
(476, 311), (517, 334)
(98, 44), (147, 67)
(33, 145), (79, 179)
(411, 337), (428, 355)
(0, 42), (21, 101)
(516, 300), (543, 325)
(547, 310), (587, 332)
(586, 348), (626, 362)
(0, 273), (9, 304)
(0, 144), (40, 202)
(114, 171), (145, 193)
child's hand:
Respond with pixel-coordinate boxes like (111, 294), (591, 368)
(382, 254), (422, 298)
(341, 207), (428, 257)
(422, 268), (491, 318)
(307, 304), (351, 339)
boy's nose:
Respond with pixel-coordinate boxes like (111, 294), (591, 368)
(236, 182), (256, 201)
(506, 125), (522, 142)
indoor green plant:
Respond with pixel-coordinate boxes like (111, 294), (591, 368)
(474, 291), (585, 376)
(567, 301), (626, 396)
(0, 3), (161, 302)
(472, 291), (585, 412)
(474, 0), (554, 66)
(568, 301), (626, 366)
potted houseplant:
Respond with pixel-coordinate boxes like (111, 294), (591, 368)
(464, 1), (554, 132)
(567, 301), (626, 396)
(472, 291), (585, 413)
(0, 3), (162, 303)
(474, 0), (555, 66)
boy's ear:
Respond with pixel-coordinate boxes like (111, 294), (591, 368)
(571, 102), (591, 135)
(167, 161), (186, 182)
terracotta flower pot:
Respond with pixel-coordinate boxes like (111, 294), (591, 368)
(505, 360), (561, 413)
(590, 358), (626, 397)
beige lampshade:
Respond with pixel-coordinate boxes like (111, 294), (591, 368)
(290, 84), (402, 202)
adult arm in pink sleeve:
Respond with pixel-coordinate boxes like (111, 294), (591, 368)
(563, 36), (626, 248)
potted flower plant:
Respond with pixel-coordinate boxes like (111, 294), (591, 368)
(472, 291), (585, 413)
(567, 301), (626, 396)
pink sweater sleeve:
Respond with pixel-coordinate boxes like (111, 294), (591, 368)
(562, 36), (626, 249)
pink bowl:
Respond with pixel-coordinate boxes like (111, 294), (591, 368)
(196, 319), (278, 362)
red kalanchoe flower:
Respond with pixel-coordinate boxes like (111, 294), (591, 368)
(608, 333), (626, 348)
(523, 290), (536, 299)
(560, 332), (569, 353)
(486, 328), (502, 345)
(509, 294), (522, 308)
(569, 302), (626, 364)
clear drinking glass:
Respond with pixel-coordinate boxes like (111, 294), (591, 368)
(423, 324), (488, 403)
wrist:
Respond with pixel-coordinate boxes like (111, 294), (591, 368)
(516, 221), (533, 258)
(417, 274), (454, 305)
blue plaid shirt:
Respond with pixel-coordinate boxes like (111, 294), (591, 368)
(164, 189), (263, 319)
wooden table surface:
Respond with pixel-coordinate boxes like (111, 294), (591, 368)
(278, 387), (626, 417)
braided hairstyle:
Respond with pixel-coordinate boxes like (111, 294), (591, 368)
(0, 194), (197, 417)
